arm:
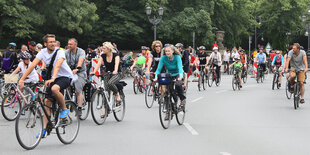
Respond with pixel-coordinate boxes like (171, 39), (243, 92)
(146, 57), (152, 73)
(12, 66), (21, 75)
(19, 58), (41, 88)
(155, 57), (164, 79)
(177, 56), (184, 79)
(303, 55), (308, 72)
(271, 56), (276, 66)
(281, 56), (284, 67)
(264, 54), (267, 63)
(285, 57), (291, 72)
(113, 55), (120, 74)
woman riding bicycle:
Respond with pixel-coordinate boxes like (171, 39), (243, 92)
(272, 50), (284, 87)
(154, 45), (186, 107)
(91, 42), (122, 106)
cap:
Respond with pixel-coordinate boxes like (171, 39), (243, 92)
(29, 41), (36, 46)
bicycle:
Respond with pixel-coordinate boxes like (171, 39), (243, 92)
(15, 85), (80, 150)
(208, 64), (221, 87)
(272, 66), (281, 90)
(197, 65), (207, 91)
(289, 70), (305, 110)
(232, 68), (241, 91)
(133, 69), (145, 94)
(90, 73), (126, 125)
(157, 73), (186, 129)
(241, 64), (248, 83)
(145, 73), (160, 108)
(256, 63), (265, 83)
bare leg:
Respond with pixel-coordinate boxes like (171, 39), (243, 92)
(51, 85), (66, 110)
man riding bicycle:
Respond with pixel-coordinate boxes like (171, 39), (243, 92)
(285, 43), (308, 103)
(272, 50), (284, 87)
(194, 46), (209, 78)
(19, 34), (73, 137)
(255, 48), (267, 73)
(240, 49), (247, 72)
(65, 38), (87, 116)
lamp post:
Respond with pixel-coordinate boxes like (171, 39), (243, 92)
(254, 17), (261, 50)
(302, 2), (310, 68)
(146, 6), (164, 41)
(285, 32), (291, 50)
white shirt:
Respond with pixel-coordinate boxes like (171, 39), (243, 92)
(18, 61), (39, 83)
(36, 48), (73, 79)
(223, 52), (231, 61)
(210, 52), (222, 66)
(232, 51), (240, 60)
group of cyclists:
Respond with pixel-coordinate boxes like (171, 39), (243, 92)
(0, 34), (308, 149)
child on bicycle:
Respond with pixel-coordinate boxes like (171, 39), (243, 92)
(130, 55), (147, 89)
(230, 57), (242, 88)
(12, 52), (39, 83)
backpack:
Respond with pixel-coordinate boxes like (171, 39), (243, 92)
(2, 52), (14, 71)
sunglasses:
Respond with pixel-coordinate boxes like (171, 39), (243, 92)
(155, 45), (161, 47)
(276, 53), (280, 54)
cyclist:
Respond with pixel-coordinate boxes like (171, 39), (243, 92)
(231, 47), (240, 60)
(2, 42), (19, 73)
(28, 41), (38, 61)
(223, 49), (231, 73)
(65, 38), (87, 116)
(209, 46), (222, 83)
(133, 46), (153, 85)
(130, 55), (146, 87)
(154, 45), (186, 108)
(240, 49), (247, 72)
(175, 43), (189, 88)
(271, 50), (284, 87)
(91, 42), (122, 106)
(229, 57), (242, 88)
(19, 34), (73, 137)
(285, 43), (308, 103)
(194, 46), (209, 79)
(12, 52), (39, 83)
(151, 40), (163, 74)
(255, 48), (267, 73)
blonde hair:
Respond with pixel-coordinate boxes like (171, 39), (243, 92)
(151, 40), (163, 51)
(162, 45), (182, 57)
(102, 42), (116, 53)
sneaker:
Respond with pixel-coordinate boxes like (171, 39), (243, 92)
(300, 99), (305, 104)
(59, 109), (69, 119)
(240, 85), (242, 88)
(279, 84), (281, 87)
(36, 129), (46, 138)
(180, 99), (186, 110)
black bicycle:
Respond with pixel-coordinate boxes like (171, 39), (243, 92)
(241, 64), (248, 83)
(145, 73), (161, 108)
(272, 66), (281, 90)
(285, 78), (292, 99)
(232, 67), (241, 91)
(256, 63), (265, 83)
(290, 70), (305, 110)
(158, 73), (185, 129)
(15, 86), (80, 150)
(197, 65), (207, 91)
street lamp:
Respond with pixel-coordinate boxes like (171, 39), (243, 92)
(302, 2), (310, 68)
(254, 17), (262, 50)
(286, 32), (291, 50)
(146, 6), (164, 41)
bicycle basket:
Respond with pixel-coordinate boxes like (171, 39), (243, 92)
(4, 74), (18, 83)
(158, 73), (172, 85)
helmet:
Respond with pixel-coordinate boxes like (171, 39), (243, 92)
(213, 46), (218, 50)
(9, 42), (16, 47)
(198, 46), (206, 50)
(141, 46), (148, 50)
(164, 43), (172, 47)
(175, 43), (184, 48)
(18, 52), (31, 59)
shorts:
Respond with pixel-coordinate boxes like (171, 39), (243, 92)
(74, 73), (87, 93)
(290, 69), (306, 82)
(46, 77), (71, 99)
(234, 71), (242, 77)
(134, 68), (144, 76)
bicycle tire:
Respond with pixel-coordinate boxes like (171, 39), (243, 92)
(286, 80), (292, 99)
(133, 77), (138, 94)
(232, 76), (237, 91)
(90, 91), (108, 125)
(256, 71), (260, 83)
(79, 91), (90, 120)
(207, 72), (213, 87)
(15, 104), (43, 150)
(215, 74), (221, 86)
(1, 93), (22, 121)
(159, 95), (171, 129)
(198, 74), (202, 91)
(293, 84), (300, 110)
(261, 71), (264, 83)
(56, 101), (80, 144)
(272, 73), (276, 90)
(202, 72), (206, 90)
(175, 98), (185, 125)
(145, 84), (154, 108)
(113, 90), (126, 122)
(242, 71), (247, 83)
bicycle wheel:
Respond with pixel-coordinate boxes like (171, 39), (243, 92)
(133, 77), (138, 94)
(56, 101), (80, 144)
(242, 71), (248, 83)
(198, 74), (202, 91)
(207, 72), (213, 87)
(145, 84), (154, 108)
(256, 71), (260, 83)
(232, 76), (237, 91)
(175, 98), (185, 125)
(293, 84), (300, 110)
(15, 104), (43, 150)
(286, 80), (292, 99)
(261, 71), (264, 83)
(202, 72), (206, 90)
(215, 73), (221, 86)
(1, 93), (22, 121)
(272, 74), (276, 90)
(79, 95), (90, 121)
(113, 90), (126, 121)
(91, 91), (108, 125)
(159, 95), (171, 129)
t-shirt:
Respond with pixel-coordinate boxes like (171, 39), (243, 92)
(65, 47), (86, 73)
(36, 48), (73, 79)
(270, 53), (276, 62)
(197, 52), (209, 65)
(288, 50), (307, 71)
(18, 61), (39, 82)
(272, 55), (284, 67)
(101, 53), (120, 72)
(256, 53), (266, 64)
(223, 52), (230, 62)
(234, 62), (242, 72)
(240, 54), (246, 64)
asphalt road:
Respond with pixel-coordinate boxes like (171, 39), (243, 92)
(1, 73), (310, 155)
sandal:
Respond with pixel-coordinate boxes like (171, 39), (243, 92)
(300, 99), (305, 104)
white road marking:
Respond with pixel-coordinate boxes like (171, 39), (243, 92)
(219, 152), (232, 155)
(191, 97), (203, 103)
(183, 123), (199, 135)
(216, 90), (228, 94)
